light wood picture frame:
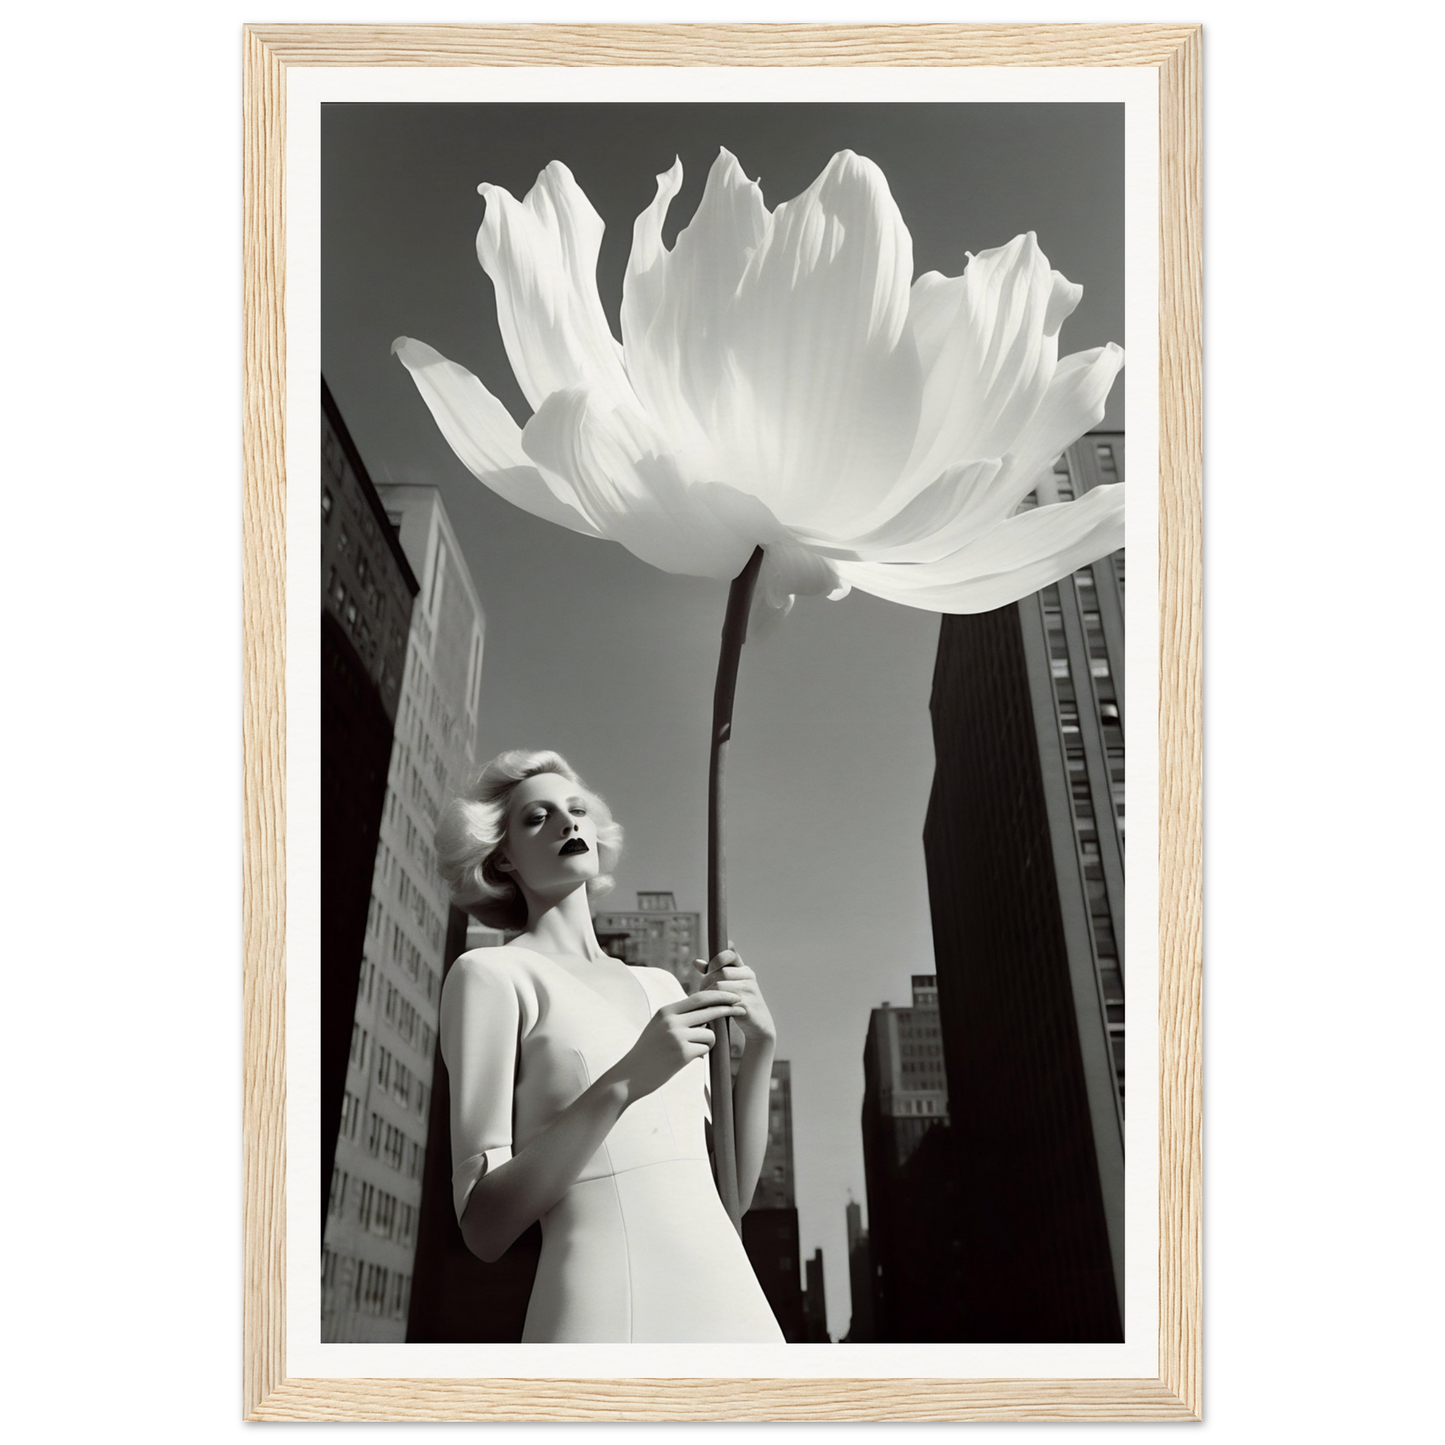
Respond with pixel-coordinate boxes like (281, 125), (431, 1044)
(243, 21), (1201, 1422)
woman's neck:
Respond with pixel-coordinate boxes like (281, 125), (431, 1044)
(519, 885), (608, 962)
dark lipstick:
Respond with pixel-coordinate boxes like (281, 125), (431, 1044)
(559, 837), (590, 855)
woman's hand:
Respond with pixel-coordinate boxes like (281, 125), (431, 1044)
(693, 947), (776, 1046)
(610, 989), (745, 1101)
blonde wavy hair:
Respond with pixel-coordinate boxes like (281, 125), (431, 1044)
(434, 749), (622, 931)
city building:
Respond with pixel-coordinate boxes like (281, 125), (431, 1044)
(593, 891), (702, 993)
(740, 1059), (806, 1342)
(802, 1249), (830, 1343)
(859, 976), (955, 1340)
(921, 431), (1126, 1342)
(842, 1196), (875, 1343)
(319, 380), (418, 1228)
(464, 921), (508, 953)
(321, 483), (487, 1342)
(752, 1056), (797, 1211)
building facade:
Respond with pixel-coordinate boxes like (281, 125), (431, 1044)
(751, 1057), (798, 1211)
(802, 1249), (829, 1343)
(842, 1196), (875, 1342)
(321, 484), (486, 1342)
(319, 381), (419, 1229)
(859, 976), (955, 1340)
(740, 1059), (806, 1342)
(593, 890), (702, 993)
(922, 430), (1126, 1342)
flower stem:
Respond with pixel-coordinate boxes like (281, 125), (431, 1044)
(708, 544), (765, 1235)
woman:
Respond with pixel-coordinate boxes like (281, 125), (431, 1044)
(434, 748), (785, 1343)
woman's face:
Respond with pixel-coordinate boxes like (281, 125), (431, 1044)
(497, 772), (601, 900)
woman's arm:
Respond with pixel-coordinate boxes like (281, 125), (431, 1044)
(459, 1070), (629, 1263)
(731, 1029), (777, 1210)
(446, 956), (747, 1263)
(694, 948), (777, 1211)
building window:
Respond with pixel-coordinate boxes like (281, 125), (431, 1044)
(340, 1090), (361, 1141)
(428, 539), (446, 614)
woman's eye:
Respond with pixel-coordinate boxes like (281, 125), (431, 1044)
(570, 807), (587, 817)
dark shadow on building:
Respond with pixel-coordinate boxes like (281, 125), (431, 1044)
(920, 434), (1127, 1342)
(842, 1197), (875, 1342)
(802, 1248), (830, 1342)
(741, 1208), (805, 1342)
(740, 1058), (806, 1341)
(860, 978), (959, 1340)
(320, 379), (418, 1231)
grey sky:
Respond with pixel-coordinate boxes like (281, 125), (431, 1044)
(322, 101), (1124, 1341)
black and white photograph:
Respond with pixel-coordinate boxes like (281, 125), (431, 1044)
(315, 93), (1133, 1352)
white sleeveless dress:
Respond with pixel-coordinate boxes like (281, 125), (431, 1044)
(438, 946), (785, 1343)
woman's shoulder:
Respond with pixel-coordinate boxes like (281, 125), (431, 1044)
(450, 942), (546, 976)
(440, 946), (542, 1031)
(448, 944), (543, 982)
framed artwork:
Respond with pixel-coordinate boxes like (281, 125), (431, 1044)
(239, 16), (1208, 1427)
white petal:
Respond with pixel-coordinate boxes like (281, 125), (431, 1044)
(748, 543), (849, 639)
(799, 343), (1122, 566)
(519, 387), (759, 579)
(835, 482), (1124, 614)
(747, 593), (795, 637)
(792, 458), (1007, 563)
(688, 479), (794, 553)
(391, 336), (602, 538)
(1005, 343), (1126, 497)
(621, 150), (767, 453)
(716, 150), (921, 527)
(476, 162), (634, 412)
(1044, 270), (1084, 337)
(901, 234), (1072, 495)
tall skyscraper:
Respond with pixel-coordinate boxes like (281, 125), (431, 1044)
(802, 1249), (829, 1343)
(842, 1196), (875, 1343)
(862, 975), (950, 1148)
(751, 1057), (797, 1211)
(741, 1059), (806, 1342)
(859, 976), (955, 1340)
(321, 484), (486, 1342)
(319, 381), (418, 1228)
(922, 430), (1126, 1342)
(592, 890), (702, 993)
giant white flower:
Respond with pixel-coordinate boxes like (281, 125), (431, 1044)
(394, 148), (1124, 629)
